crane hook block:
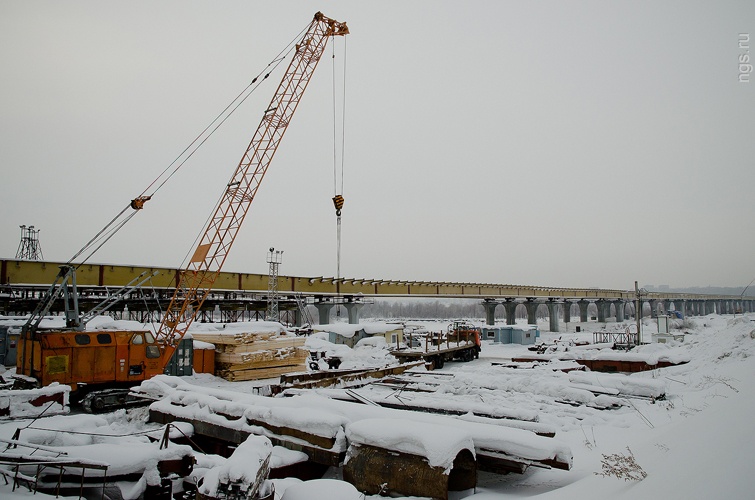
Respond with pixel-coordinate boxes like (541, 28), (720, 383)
(130, 195), (152, 210)
(332, 195), (344, 217)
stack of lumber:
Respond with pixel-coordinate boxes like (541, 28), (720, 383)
(191, 331), (308, 381)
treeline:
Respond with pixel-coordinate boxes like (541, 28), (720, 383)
(347, 299), (531, 321)
(645, 285), (751, 296)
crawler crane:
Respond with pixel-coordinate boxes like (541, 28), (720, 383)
(16, 12), (349, 411)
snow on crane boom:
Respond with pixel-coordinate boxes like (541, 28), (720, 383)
(155, 12), (349, 365)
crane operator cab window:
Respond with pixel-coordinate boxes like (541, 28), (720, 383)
(144, 331), (160, 359)
(131, 332), (161, 358)
(130, 332), (161, 377)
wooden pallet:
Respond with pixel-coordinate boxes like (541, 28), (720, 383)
(192, 332), (308, 382)
(214, 336), (306, 354)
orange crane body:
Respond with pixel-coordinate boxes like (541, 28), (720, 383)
(17, 12), (348, 403)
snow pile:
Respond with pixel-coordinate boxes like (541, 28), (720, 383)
(346, 418), (475, 472)
(198, 434), (273, 498)
(280, 478), (362, 500)
(567, 372), (666, 399)
(244, 405), (350, 442)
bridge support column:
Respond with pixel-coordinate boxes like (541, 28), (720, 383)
(563, 301), (572, 324)
(613, 300), (625, 322)
(503, 300), (518, 325)
(482, 300), (499, 326)
(648, 299), (661, 318)
(596, 300), (608, 323)
(578, 300), (589, 322)
(314, 301), (335, 325)
(343, 302), (363, 324)
(675, 299), (686, 318)
(546, 301), (560, 333)
(525, 299), (538, 325)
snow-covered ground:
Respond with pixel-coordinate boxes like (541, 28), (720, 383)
(1, 313), (754, 499)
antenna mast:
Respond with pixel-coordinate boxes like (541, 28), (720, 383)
(16, 225), (43, 261)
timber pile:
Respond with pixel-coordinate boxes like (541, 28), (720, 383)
(191, 332), (307, 381)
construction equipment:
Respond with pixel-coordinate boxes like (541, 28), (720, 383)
(390, 321), (481, 369)
(16, 12), (348, 411)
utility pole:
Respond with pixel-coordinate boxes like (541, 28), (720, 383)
(16, 225), (43, 260)
(265, 247), (283, 322)
(635, 281), (647, 345)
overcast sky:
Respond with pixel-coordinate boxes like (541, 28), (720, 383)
(1, 1), (753, 290)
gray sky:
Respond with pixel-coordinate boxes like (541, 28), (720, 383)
(1, 1), (753, 290)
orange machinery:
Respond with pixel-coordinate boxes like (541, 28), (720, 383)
(16, 13), (348, 410)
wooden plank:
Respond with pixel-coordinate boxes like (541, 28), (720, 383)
(218, 364), (306, 381)
(216, 355), (309, 372)
(190, 331), (280, 345)
(216, 347), (308, 365)
(215, 337), (306, 353)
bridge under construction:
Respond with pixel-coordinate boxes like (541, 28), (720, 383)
(2, 259), (753, 332)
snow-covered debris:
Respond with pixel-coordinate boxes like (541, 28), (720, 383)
(270, 446), (308, 469)
(567, 372), (666, 399)
(0, 383), (69, 419)
(143, 376), (572, 469)
(198, 434), (273, 499)
(346, 417), (475, 472)
(280, 478), (361, 500)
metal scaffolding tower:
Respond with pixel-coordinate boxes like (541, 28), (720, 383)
(16, 225), (43, 260)
(265, 247), (283, 322)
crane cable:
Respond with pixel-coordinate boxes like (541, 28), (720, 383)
(331, 37), (347, 316)
(65, 21), (311, 270)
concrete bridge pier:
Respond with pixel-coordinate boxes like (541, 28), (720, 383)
(596, 300), (608, 323)
(675, 299), (686, 318)
(708, 300), (717, 315)
(578, 300), (589, 322)
(563, 301), (572, 324)
(343, 302), (363, 324)
(503, 300), (518, 325)
(314, 301), (335, 325)
(648, 299), (663, 318)
(613, 300), (626, 322)
(525, 299), (538, 325)
(546, 300), (560, 333)
(482, 300), (499, 326)
(695, 300), (705, 316)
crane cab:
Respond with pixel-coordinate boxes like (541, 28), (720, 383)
(18, 330), (164, 391)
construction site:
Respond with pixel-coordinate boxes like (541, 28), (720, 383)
(2, 5), (755, 500)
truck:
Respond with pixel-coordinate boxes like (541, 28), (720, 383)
(390, 320), (481, 369)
